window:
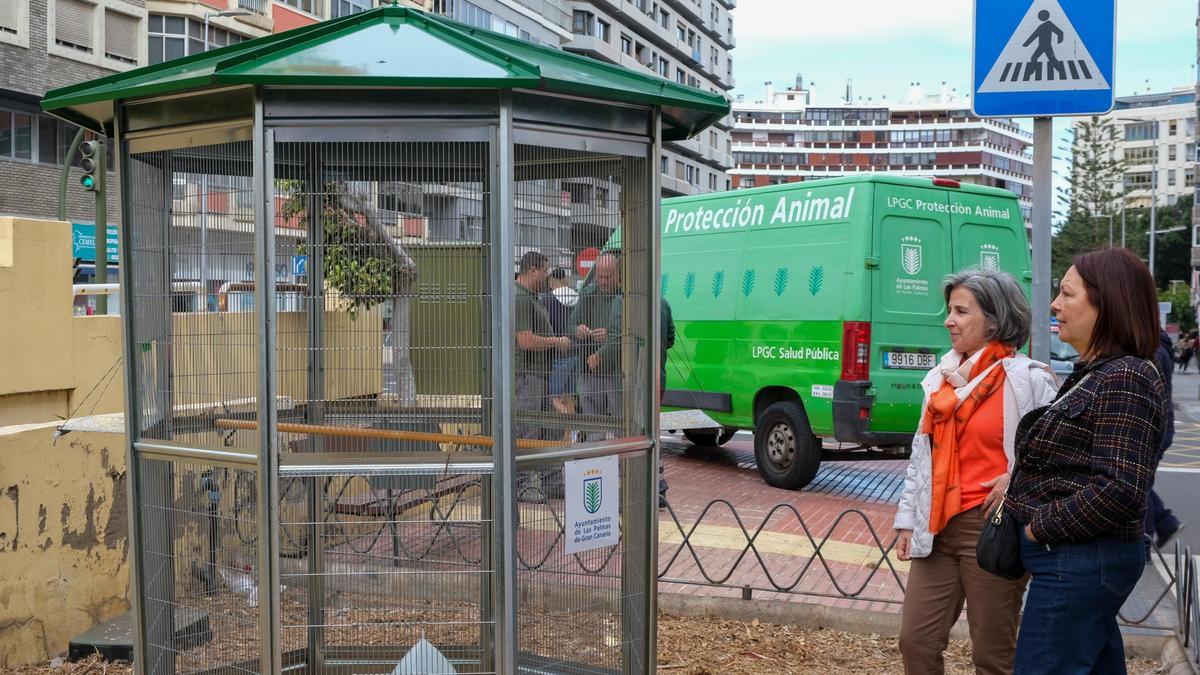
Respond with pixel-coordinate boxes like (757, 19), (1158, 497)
(595, 19), (610, 42)
(620, 34), (632, 55)
(148, 14), (245, 64)
(1124, 171), (1153, 190)
(56, 0), (95, 53)
(104, 8), (138, 64)
(661, 155), (669, 174)
(676, 24), (685, 42)
(1124, 146), (1158, 164)
(332, 0), (372, 18)
(657, 57), (669, 78)
(1190, 143), (1197, 162)
(708, 173), (717, 190)
(659, 9), (670, 29)
(739, 176), (755, 188)
(1170, 120), (1178, 136)
(1170, 145), (1178, 162)
(278, 0), (319, 15)
(1169, 170), (1177, 187)
(572, 10), (591, 35)
(676, 68), (685, 85)
(1187, 169), (1195, 187)
(0, 1), (28, 48)
(1125, 122), (1158, 141)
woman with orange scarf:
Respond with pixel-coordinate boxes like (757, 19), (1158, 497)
(893, 269), (1059, 674)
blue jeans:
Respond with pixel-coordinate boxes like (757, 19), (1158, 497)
(1015, 529), (1144, 674)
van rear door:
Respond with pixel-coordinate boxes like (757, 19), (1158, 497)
(949, 190), (1032, 302)
(851, 183), (952, 441)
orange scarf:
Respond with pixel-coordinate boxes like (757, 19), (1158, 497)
(923, 341), (1012, 534)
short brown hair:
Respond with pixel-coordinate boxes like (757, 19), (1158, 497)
(518, 250), (548, 275)
(1071, 248), (1159, 360)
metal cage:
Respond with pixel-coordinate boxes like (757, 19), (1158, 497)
(116, 87), (662, 674)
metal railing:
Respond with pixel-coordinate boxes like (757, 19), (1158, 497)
(237, 0), (267, 14)
(1175, 545), (1200, 667)
(213, 471), (1185, 625)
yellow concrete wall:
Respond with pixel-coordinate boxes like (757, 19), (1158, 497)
(0, 218), (74, 398)
(68, 316), (125, 418)
(0, 423), (129, 667)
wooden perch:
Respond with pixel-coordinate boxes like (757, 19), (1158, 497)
(214, 418), (561, 449)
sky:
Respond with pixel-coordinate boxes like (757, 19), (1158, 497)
(727, 0), (1198, 215)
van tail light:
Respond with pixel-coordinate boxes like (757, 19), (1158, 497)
(841, 321), (872, 381)
(932, 178), (961, 188)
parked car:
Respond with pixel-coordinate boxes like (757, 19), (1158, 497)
(1049, 326), (1078, 380)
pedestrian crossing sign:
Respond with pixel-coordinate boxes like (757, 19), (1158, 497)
(973, 0), (1115, 117)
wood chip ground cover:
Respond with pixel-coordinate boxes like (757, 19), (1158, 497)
(4, 615), (1164, 674)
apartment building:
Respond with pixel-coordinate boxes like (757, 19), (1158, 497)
(1081, 87), (1197, 210)
(730, 78), (1035, 226)
(0, 0), (149, 226)
(564, 0), (735, 197)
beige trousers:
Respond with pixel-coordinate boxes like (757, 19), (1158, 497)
(899, 508), (1028, 674)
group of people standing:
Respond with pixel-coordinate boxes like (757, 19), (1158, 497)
(895, 247), (1180, 674)
(513, 250), (675, 505)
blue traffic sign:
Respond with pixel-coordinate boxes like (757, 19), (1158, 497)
(292, 255), (308, 277)
(973, 0), (1115, 117)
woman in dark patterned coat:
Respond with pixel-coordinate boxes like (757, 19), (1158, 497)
(1007, 248), (1168, 674)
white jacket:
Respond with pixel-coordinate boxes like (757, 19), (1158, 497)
(893, 351), (1059, 558)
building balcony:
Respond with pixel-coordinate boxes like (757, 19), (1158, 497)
(662, 174), (699, 196)
(238, 0), (268, 14)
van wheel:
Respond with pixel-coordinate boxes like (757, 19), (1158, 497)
(683, 428), (737, 447)
(754, 402), (820, 489)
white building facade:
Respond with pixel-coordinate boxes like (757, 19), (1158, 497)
(731, 79), (1034, 227)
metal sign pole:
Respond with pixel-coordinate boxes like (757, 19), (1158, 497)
(1031, 116), (1052, 364)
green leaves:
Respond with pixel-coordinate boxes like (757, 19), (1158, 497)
(808, 266), (824, 296)
(712, 270), (726, 298)
(683, 272), (696, 299)
(774, 267), (789, 297)
(584, 479), (602, 514)
(741, 268), (756, 297)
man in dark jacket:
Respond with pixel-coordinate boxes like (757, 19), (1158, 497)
(1149, 330), (1184, 552)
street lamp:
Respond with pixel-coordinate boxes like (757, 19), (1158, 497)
(200, 10), (250, 310)
(204, 10), (250, 53)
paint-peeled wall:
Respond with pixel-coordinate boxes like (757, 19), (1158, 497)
(0, 423), (128, 667)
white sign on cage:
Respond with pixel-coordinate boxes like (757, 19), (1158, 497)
(563, 456), (620, 554)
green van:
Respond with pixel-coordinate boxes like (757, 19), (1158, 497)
(647, 174), (1031, 489)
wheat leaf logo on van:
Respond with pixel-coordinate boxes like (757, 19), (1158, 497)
(774, 267), (789, 296)
(980, 244), (1000, 272)
(683, 272), (696, 298)
(809, 266), (824, 296)
(712, 270), (726, 298)
(901, 236), (923, 276)
(741, 269), (756, 297)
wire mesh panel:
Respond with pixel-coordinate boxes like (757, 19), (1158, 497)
(275, 467), (494, 674)
(510, 137), (654, 673)
(513, 454), (650, 674)
(243, 139), (497, 462)
(137, 457), (261, 674)
(126, 140), (260, 453)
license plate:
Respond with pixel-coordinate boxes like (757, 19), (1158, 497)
(883, 351), (936, 370)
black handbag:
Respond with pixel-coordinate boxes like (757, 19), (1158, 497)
(976, 481), (1025, 580)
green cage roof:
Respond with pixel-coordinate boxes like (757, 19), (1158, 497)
(41, 6), (729, 141)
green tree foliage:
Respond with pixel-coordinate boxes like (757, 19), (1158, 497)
(279, 179), (411, 316)
(1119, 195), (1194, 290)
(1052, 117), (1125, 281)
(1161, 283), (1197, 333)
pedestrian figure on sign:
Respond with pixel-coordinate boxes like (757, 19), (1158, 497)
(1023, 10), (1066, 81)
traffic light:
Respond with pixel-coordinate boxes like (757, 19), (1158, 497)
(79, 140), (101, 191)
